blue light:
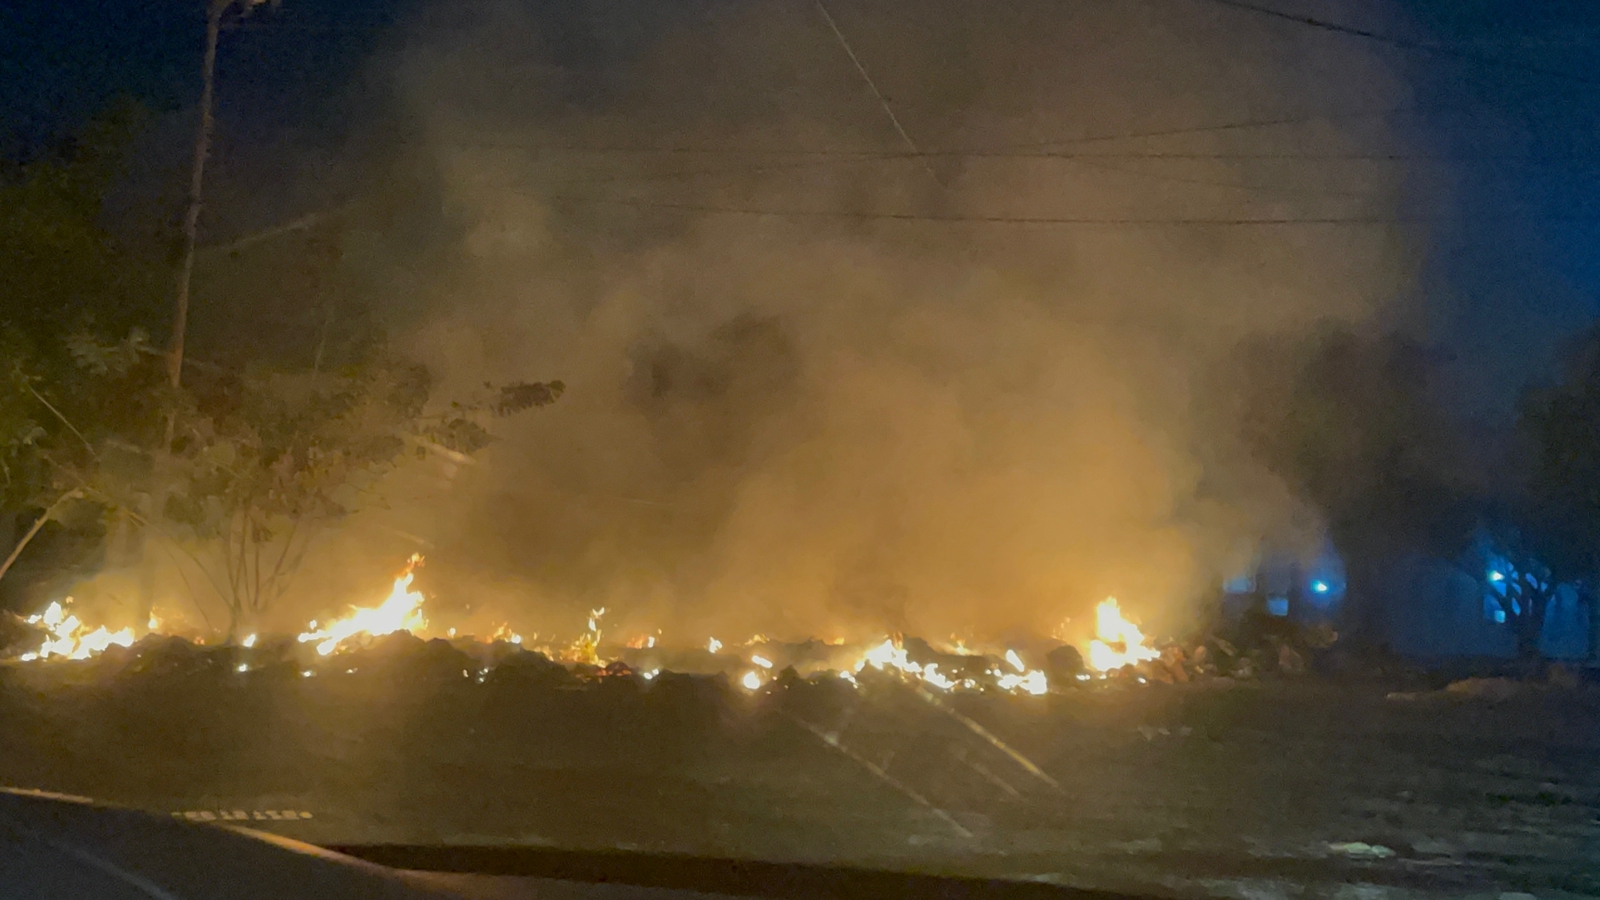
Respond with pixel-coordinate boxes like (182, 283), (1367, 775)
(1493, 608), (1506, 624)
(1310, 580), (1329, 594)
(1488, 570), (1504, 583)
(1266, 597), (1290, 617)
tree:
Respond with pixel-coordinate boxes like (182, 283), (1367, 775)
(71, 343), (563, 638)
(1518, 322), (1600, 659)
(1230, 326), (1480, 642)
(1477, 523), (1559, 661)
(0, 104), (165, 603)
(0, 329), (165, 584)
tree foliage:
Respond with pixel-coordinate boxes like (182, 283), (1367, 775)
(1520, 324), (1600, 582)
(0, 102), (564, 633)
(60, 346), (564, 636)
(1232, 327), (1481, 638)
(0, 104), (165, 591)
(1506, 323), (1600, 658)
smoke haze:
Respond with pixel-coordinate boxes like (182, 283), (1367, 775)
(263, 0), (1423, 644)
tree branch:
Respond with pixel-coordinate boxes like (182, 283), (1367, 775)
(0, 488), (81, 584)
(26, 384), (96, 459)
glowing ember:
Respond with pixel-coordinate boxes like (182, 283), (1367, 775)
(241, 633), (257, 648)
(297, 555), (426, 656)
(740, 670), (763, 690)
(707, 637), (723, 654)
(492, 623), (523, 644)
(850, 637), (1051, 695)
(859, 637), (914, 674)
(996, 669), (1049, 695)
(920, 664), (956, 690)
(18, 599), (135, 661)
(750, 654), (774, 669)
(1086, 597), (1160, 672)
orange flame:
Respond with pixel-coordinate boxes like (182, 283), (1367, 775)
(18, 599), (135, 661)
(1086, 597), (1159, 671)
(296, 555), (426, 656)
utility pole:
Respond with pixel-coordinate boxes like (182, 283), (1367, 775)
(169, 0), (275, 403)
(168, 0), (230, 401)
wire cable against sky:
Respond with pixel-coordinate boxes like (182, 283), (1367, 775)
(457, 143), (1600, 166)
(544, 195), (1600, 227)
(813, 0), (942, 187)
(1183, 0), (1600, 87)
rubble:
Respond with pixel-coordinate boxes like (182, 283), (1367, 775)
(1327, 841), (1397, 860)
(1444, 677), (1524, 702)
(1546, 663), (1581, 690)
(1276, 644), (1306, 676)
(1045, 644), (1084, 680)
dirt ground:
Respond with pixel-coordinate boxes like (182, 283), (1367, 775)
(1, 655), (1597, 900)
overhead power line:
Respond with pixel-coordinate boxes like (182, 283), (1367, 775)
(813, 0), (941, 186)
(545, 195), (1600, 226)
(462, 143), (1600, 165)
(1185, 0), (1600, 87)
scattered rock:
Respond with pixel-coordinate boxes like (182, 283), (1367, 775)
(1444, 677), (1523, 701)
(1546, 663), (1580, 690)
(1327, 841), (1396, 859)
(1135, 724), (1192, 741)
(0, 612), (37, 657)
(1046, 644), (1084, 679)
(1276, 644), (1305, 676)
(1303, 622), (1339, 649)
(1159, 646), (1190, 683)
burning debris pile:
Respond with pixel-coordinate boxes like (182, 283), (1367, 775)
(2, 557), (1331, 692)
(296, 555), (427, 656)
(12, 599), (135, 661)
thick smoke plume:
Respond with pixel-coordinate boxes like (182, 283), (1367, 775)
(289, 0), (1419, 645)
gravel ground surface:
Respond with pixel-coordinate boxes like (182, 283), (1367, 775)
(2, 655), (1597, 900)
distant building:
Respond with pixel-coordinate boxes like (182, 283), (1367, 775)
(1221, 534), (1345, 626)
(1226, 529), (1591, 660)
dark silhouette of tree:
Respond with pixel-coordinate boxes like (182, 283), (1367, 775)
(1232, 326), (1479, 643)
(0, 103), (165, 599)
(1517, 323), (1600, 659)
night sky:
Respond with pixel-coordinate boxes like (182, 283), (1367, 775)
(4, 0), (1598, 418)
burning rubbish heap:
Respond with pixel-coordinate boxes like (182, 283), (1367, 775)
(0, 599), (137, 662)
(2, 558), (1331, 691)
(297, 555), (427, 656)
